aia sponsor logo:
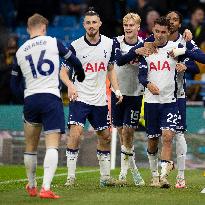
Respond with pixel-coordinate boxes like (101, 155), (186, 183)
(85, 62), (106, 72)
(149, 60), (170, 71)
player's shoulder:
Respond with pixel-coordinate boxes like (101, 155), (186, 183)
(71, 36), (85, 46)
(101, 35), (113, 44)
(176, 33), (186, 45)
(116, 35), (124, 43)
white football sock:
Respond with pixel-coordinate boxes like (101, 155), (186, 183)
(42, 148), (58, 191)
(24, 152), (37, 188)
(66, 148), (79, 179)
(147, 149), (159, 177)
(129, 146), (138, 171)
(160, 160), (173, 178)
(176, 132), (187, 179)
(97, 150), (111, 180)
(120, 145), (132, 177)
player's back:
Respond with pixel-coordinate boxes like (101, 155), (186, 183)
(16, 36), (61, 98)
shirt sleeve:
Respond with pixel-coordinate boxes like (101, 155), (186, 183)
(57, 40), (83, 74)
(10, 56), (24, 99)
(144, 34), (155, 42)
(57, 39), (72, 59)
(115, 42), (144, 66)
(138, 56), (149, 87)
(108, 40), (115, 65)
(185, 40), (205, 64)
(184, 58), (200, 74)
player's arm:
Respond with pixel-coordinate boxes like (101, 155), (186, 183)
(60, 65), (78, 101)
(185, 42), (205, 64)
(176, 54), (200, 73)
(57, 40), (85, 82)
(114, 38), (146, 66)
(184, 59), (200, 74)
(171, 41), (205, 64)
(138, 57), (159, 95)
(10, 56), (24, 100)
(108, 46), (123, 104)
(107, 64), (123, 104)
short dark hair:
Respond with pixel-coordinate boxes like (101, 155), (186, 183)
(154, 16), (171, 30)
(84, 7), (100, 18)
(166, 11), (183, 24)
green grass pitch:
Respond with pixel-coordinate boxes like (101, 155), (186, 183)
(0, 166), (205, 205)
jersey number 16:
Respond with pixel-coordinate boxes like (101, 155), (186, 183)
(25, 50), (54, 78)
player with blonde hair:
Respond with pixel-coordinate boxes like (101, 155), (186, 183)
(112, 13), (145, 186)
(11, 13), (84, 199)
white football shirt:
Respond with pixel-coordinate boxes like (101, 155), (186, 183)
(142, 41), (178, 103)
(70, 35), (114, 106)
(113, 35), (144, 96)
(16, 36), (62, 98)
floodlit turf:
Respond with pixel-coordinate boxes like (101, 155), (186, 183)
(0, 166), (205, 205)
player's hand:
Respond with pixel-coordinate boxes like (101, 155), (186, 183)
(144, 42), (158, 54)
(176, 63), (187, 72)
(75, 70), (85, 82)
(135, 47), (154, 57)
(147, 82), (160, 95)
(169, 47), (186, 58)
(115, 90), (123, 105)
(183, 29), (193, 42)
(68, 84), (78, 101)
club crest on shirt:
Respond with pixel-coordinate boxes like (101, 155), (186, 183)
(104, 50), (107, 58)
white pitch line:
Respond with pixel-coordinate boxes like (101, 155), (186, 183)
(0, 169), (99, 185)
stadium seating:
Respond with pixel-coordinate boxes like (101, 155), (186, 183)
(53, 15), (77, 28)
(15, 26), (29, 46)
(15, 15), (85, 47)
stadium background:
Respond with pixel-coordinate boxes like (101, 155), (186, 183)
(0, 0), (205, 169)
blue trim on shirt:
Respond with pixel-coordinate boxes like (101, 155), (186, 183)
(123, 38), (139, 46)
(138, 57), (149, 87)
(69, 45), (76, 55)
(157, 41), (168, 48)
(57, 39), (69, 58)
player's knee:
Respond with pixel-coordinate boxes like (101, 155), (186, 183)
(102, 135), (111, 144)
(147, 138), (159, 153)
(69, 128), (82, 139)
(99, 134), (111, 147)
(122, 128), (133, 139)
(162, 132), (173, 145)
(122, 128), (134, 146)
(68, 130), (82, 147)
(25, 140), (38, 152)
(147, 142), (158, 153)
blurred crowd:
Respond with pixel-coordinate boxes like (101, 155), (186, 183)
(1, 0), (205, 104)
